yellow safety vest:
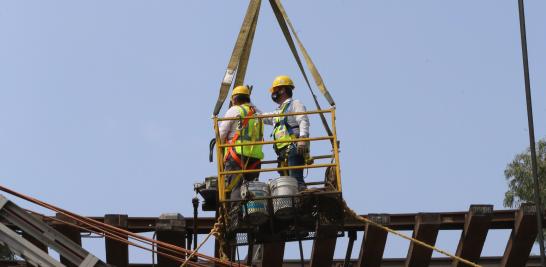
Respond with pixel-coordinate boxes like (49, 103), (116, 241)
(226, 104), (264, 160)
(272, 101), (297, 151)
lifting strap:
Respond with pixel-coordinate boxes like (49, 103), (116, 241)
(271, 0), (335, 107)
(234, 6), (260, 87)
(269, 0), (335, 139)
(213, 0), (262, 116)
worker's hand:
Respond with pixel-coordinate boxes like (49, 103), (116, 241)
(296, 141), (308, 155)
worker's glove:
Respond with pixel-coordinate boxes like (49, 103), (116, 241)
(296, 141), (308, 155)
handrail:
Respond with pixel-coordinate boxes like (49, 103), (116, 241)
(218, 136), (333, 148)
(213, 108), (342, 202)
(261, 154), (333, 164)
(219, 163), (337, 175)
(216, 109), (333, 121)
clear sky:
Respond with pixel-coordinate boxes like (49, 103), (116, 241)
(1, 0), (545, 263)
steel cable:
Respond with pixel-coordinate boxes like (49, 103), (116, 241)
(0, 184), (246, 267)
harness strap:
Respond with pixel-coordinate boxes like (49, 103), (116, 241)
(225, 159), (261, 192)
(268, 0), (335, 141)
(273, 101), (297, 136)
(224, 106), (256, 166)
(213, 0), (262, 116)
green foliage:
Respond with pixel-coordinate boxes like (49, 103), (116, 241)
(504, 138), (546, 208)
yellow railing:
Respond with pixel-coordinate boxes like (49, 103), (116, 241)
(213, 108), (342, 202)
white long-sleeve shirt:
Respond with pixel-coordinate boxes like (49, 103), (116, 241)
(263, 98), (310, 138)
(218, 104), (262, 142)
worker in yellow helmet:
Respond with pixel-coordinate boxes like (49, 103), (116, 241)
(218, 85), (264, 200)
(263, 75), (310, 190)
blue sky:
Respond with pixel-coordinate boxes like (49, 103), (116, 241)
(1, 0), (545, 263)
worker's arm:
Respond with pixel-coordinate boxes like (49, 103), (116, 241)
(260, 111), (275, 125)
(292, 100), (310, 137)
(218, 107), (240, 142)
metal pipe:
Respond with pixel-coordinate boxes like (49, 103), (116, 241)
(216, 109), (333, 121)
(517, 0), (545, 265)
(260, 154), (334, 165)
(192, 197), (199, 252)
(219, 163), (337, 175)
(217, 136), (333, 148)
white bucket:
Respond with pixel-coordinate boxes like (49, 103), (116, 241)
(269, 176), (299, 219)
(240, 181), (270, 225)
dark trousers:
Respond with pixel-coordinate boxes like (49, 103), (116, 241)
(277, 144), (305, 186)
(224, 154), (261, 200)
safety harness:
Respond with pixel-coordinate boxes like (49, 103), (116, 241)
(272, 100), (298, 153)
(224, 105), (262, 192)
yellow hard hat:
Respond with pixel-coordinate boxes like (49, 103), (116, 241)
(232, 85), (250, 97)
(269, 75), (294, 93)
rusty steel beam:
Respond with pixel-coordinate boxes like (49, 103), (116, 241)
(53, 213), (82, 267)
(501, 204), (538, 267)
(104, 214), (129, 267)
(405, 213), (441, 267)
(262, 242), (285, 267)
(310, 224), (338, 267)
(344, 209), (518, 231)
(4, 256), (545, 267)
(155, 213), (186, 267)
(22, 207), (545, 234)
(452, 205), (493, 267)
(356, 214), (389, 267)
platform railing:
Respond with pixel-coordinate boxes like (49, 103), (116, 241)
(213, 108), (342, 202)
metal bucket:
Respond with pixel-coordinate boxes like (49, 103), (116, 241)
(269, 176), (299, 219)
(240, 181), (270, 225)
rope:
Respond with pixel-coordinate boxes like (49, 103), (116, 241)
(340, 201), (481, 267)
(181, 214), (229, 267)
(181, 231), (215, 267)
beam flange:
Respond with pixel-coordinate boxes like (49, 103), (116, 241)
(501, 203), (538, 267)
(310, 223), (338, 267)
(356, 214), (390, 267)
(452, 205), (493, 267)
(405, 213), (441, 267)
(262, 242), (285, 267)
